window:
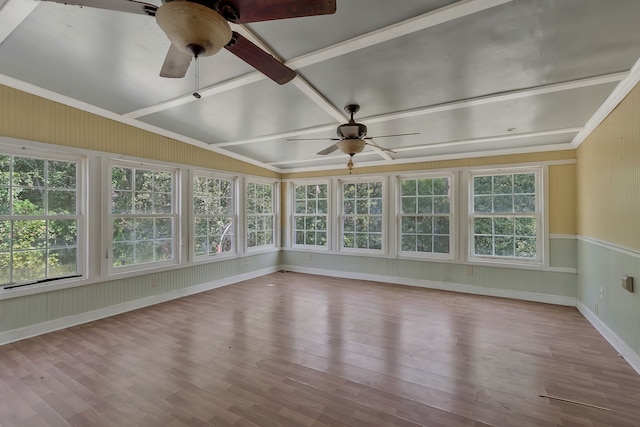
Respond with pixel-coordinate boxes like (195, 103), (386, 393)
(470, 170), (540, 261)
(341, 180), (383, 251)
(110, 163), (177, 269)
(193, 174), (235, 257)
(293, 183), (328, 247)
(0, 154), (82, 287)
(246, 181), (275, 249)
(399, 176), (452, 255)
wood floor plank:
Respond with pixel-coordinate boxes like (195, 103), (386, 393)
(1, 272), (640, 426)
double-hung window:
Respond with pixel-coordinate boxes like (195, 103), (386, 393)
(341, 180), (384, 251)
(293, 182), (328, 247)
(193, 174), (235, 258)
(246, 181), (275, 249)
(399, 175), (453, 257)
(110, 163), (178, 270)
(470, 169), (541, 262)
(1, 153), (83, 288)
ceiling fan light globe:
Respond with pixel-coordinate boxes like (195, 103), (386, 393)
(156, 1), (232, 57)
(337, 138), (365, 155)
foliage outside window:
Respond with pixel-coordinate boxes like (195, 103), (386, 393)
(0, 154), (80, 286)
(471, 171), (539, 260)
(111, 164), (175, 268)
(246, 182), (274, 248)
(294, 183), (328, 247)
(341, 181), (383, 250)
(400, 176), (451, 255)
(193, 175), (234, 257)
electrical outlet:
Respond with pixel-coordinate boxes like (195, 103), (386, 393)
(307, 253), (313, 261)
(466, 265), (473, 276)
(599, 286), (604, 299)
(151, 276), (159, 288)
(594, 302), (599, 314)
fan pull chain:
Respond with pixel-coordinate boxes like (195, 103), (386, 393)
(347, 155), (354, 174)
(193, 56), (201, 99)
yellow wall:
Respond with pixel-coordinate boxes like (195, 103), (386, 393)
(0, 84), (279, 178)
(577, 83), (640, 250)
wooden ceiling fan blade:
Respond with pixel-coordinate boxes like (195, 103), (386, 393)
(287, 138), (339, 141)
(159, 45), (192, 78)
(226, 0), (336, 24)
(317, 144), (339, 155)
(224, 32), (296, 84)
(39, 0), (157, 16)
(366, 142), (396, 154)
(364, 132), (420, 139)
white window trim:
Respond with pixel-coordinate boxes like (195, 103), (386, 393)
(190, 170), (238, 263)
(106, 159), (181, 275)
(396, 172), (456, 261)
(245, 178), (279, 254)
(0, 146), (88, 289)
(290, 179), (330, 251)
(337, 176), (387, 255)
(466, 166), (544, 266)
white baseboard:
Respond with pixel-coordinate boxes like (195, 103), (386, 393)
(281, 265), (577, 306)
(576, 301), (640, 376)
(0, 266), (279, 346)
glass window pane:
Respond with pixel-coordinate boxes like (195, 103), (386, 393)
(433, 196), (450, 214)
(514, 194), (535, 213)
(14, 157), (44, 187)
(493, 175), (513, 194)
(474, 196), (492, 213)
(13, 188), (44, 215)
(112, 167), (132, 190)
(515, 238), (536, 258)
(514, 173), (535, 194)
(48, 190), (76, 215)
(474, 217), (492, 235)
(370, 182), (382, 198)
(402, 197), (416, 214)
(12, 250), (45, 282)
(432, 178), (449, 195)
(494, 217), (514, 236)
(493, 195), (513, 213)
(0, 221), (10, 251)
(417, 197), (432, 214)
(369, 234), (382, 250)
(416, 235), (432, 253)
(433, 236), (449, 254)
(433, 217), (449, 235)
(48, 219), (77, 247)
(402, 235), (416, 252)
(474, 176), (492, 195)
(401, 179), (416, 196)
(416, 217), (432, 234)
(135, 241), (155, 263)
(135, 218), (154, 240)
(295, 185), (306, 200)
(402, 217), (416, 233)
(417, 179), (432, 196)
(13, 220), (46, 250)
(0, 155), (9, 186)
(48, 248), (77, 277)
(515, 217), (536, 237)
(0, 188), (8, 215)
(48, 161), (76, 188)
(495, 236), (514, 256)
(474, 236), (493, 255)
(317, 199), (327, 214)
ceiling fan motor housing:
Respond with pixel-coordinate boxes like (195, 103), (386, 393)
(337, 122), (367, 139)
(156, 0), (232, 57)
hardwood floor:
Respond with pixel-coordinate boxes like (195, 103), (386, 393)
(1, 272), (640, 426)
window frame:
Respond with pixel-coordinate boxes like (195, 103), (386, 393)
(191, 170), (237, 261)
(291, 180), (330, 250)
(245, 178), (278, 253)
(0, 148), (87, 289)
(467, 167), (543, 265)
(397, 172), (455, 260)
(107, 160), (180, 274)
(338, 176), (386, 255)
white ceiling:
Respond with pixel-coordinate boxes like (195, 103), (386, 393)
(1, 0), (640, 172)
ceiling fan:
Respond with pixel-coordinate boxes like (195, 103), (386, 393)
(288, 104), (419, 172)
(38, 0), (337, 84)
